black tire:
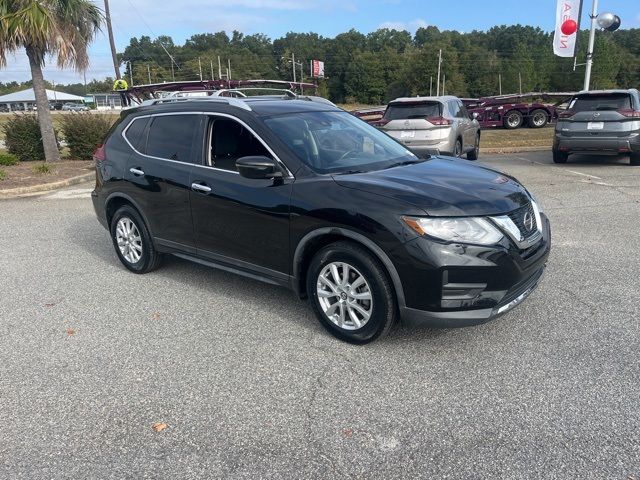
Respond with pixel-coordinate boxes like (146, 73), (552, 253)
(552, 149), (569, 164)
(503, 110), (524, 129)
(110, 205), (162, 273)
(630, 152), (640, 166)
(306, 241), (396, 344)
(467, 133), (480, 160)
(453, 138), (463, 157)
(528, 109), (549, 128)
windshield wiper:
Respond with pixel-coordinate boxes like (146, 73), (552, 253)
(335, 169), (366, 175)
(384, 159), (426, 169)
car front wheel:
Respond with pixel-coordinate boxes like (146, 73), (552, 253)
(552, 149), (569, 164)
(306, 241), (396, 343)
(110, 205), (162, 273)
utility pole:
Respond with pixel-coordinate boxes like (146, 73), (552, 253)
(583, 0), (599, 91)
(126, 60), (133, 86)
(218, 56), (222, 79)
(104, 0), (121, 79)
(518, 72), (522, 94)
(171, 62), (175, 82)
(442, 74), (446, 95)
(498, 73), (502, 95)
(198, 57), (203, 81)
(228, 59), (232, 81)
(147, 64), (151, 84)
(292, 52), (297, 83)
(429, 76), (433, 96)
(436, 49), (442, 96)
(210, 59), (215, 80)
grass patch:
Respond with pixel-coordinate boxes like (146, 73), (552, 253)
(0, 152), (18, 166)
(0, 168), (5, 180)
(32, 163), (54, 175)
(481, 127), (554, 149)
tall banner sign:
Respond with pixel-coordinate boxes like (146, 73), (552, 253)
(553, 0), (583, 57)
(311, 60), (325, 78)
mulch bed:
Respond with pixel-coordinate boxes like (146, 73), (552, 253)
(0, 160), (94, 191)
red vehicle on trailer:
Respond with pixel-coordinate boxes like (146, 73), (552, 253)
(460, 92), (575, 130)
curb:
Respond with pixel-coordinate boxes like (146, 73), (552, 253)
(0, 171), (94, 200)
(480, 146), (549, 154)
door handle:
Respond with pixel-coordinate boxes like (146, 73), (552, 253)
(191, 182), (212, 194)
(129, 167), (145, 176)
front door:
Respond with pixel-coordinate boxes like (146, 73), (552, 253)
(189, 114), (293, 279)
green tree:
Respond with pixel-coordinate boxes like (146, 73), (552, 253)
(0, 0), (101, 162)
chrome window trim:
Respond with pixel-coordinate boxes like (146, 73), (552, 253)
(121, 111), (294, 179)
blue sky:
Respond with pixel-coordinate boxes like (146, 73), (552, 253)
(2, 0), (639, 84)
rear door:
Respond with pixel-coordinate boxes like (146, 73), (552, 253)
(559, 92), (637, 138)
(456, 100), (476, 150)
(123, 112), (202, 252)
(381, 101), (450, 148)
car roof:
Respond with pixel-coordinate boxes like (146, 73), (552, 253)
(389, 95), (459, 105)
(129, 97), (340, 117)
(574, 88), (639, 96)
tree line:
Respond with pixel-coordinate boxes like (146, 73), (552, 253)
(3, 25), (639, 105)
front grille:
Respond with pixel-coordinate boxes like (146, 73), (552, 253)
(506, 202), (538, 240)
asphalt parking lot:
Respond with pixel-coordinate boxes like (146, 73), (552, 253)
(1, 151), (639, 479)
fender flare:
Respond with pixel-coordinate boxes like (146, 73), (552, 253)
(104, 192), (154, 238)
(293, 227), (407, 308)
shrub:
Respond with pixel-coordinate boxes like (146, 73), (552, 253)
(0, 152), (19, 166)
(2, 114), (48, 162)
(0, 168), (5, 181)
(32, 163), (53, 174)
(60, 113), (117, 160)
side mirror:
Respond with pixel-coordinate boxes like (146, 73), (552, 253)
(471, 112), (479, 120)
(236, 156), (283, 180)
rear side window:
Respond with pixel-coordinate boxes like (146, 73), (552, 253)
(123, 117), (149, 153)
(384, 102), (442, 120)
(569, 94), (632, 112)
(146, 114), (200, 162)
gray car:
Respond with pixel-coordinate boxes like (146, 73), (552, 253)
(553, 89), (640, 165)
(62, 103), (89, 112)
(379, 95), (481, 159)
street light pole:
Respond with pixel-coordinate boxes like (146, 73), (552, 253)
(583, 0), (599, 91)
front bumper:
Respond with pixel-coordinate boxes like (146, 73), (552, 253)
(395, 213), (551, 328)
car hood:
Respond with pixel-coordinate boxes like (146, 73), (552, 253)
(332, 156), (531, 216)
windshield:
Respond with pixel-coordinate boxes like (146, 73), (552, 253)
(569, 94), (631, 112)
(384, 102), (442, 120)
(263, 111), (418, 174)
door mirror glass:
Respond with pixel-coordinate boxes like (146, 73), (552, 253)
(236, 156), (283, 179)
(472, 112), (479, 120)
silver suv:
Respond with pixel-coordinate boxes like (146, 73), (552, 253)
(553, 89), (640, 165)
(379, 95), (481, 159)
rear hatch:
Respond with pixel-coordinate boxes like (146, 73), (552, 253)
(557, 92), (640, 137)
(380, 101), (451, 146)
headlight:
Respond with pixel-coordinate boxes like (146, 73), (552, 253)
(402, 216), (504, 245)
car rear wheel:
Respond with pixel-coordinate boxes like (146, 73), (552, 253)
(453, 138), (463, 157)
(552, 149), (569, 164)
(503, 110), (523, 129)
(467, 133), (480, 160)
(631, 152), (640, 166)
(110, 205), (162, 273)
(306, 241), (396, 344)
(529, 109), (549, 128)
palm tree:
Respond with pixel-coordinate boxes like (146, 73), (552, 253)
(0, 1), (102, 162)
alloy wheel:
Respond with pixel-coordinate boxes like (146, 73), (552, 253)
(115, 217), (143, 263)
(507, 113), (521, 128)
(532, 112), (547, 127)
(316, 261), (373, 330)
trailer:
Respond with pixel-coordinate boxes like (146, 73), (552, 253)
(460, 92), (575, 130)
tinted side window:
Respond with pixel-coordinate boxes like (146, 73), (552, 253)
(448, 100), (461, 118)
(147, 114), (200, 162)
(123, 117), (149, 153)
(209, 117), (271, 172)
(457, 101), (469, 118)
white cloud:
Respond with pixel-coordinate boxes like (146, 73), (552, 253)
(377, 18), (429, 32)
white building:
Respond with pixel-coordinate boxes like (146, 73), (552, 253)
(0, 88), (85, 111)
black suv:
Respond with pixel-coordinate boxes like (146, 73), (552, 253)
(92, 96), (551, 343)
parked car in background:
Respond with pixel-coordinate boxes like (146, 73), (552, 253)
(62, 103), (89, 112)
(377, 96), (481, 159)
(553, 89), (640, 165)
(92, 96), (549, 343)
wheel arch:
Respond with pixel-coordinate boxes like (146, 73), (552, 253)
(105, 193), (154, 237)
(292, 227), (406, 308)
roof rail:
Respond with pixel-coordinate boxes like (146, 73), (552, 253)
(139, 96), (252, 111)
